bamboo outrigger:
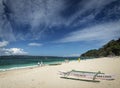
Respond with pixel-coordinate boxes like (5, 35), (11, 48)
(59, 70), (115, 82)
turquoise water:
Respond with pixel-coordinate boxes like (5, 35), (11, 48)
(0, 56), (77, 71)
(0, 63), (37, 71)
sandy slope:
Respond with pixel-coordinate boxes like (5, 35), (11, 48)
(0, 57), (120, 88)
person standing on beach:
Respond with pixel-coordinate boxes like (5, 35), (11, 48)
(78, 58), (80, 62)
(40, 61), (43, 66)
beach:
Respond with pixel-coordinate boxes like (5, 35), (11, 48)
(0, 57), (120, 88)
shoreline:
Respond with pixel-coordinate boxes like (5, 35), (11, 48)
(0, 56), (119, 72)
(0, 60), (65, 72)
(0, 60), (76, 72)
(0, 57), (120, 88)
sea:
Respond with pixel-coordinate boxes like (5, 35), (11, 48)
(0, 56), (78, 72)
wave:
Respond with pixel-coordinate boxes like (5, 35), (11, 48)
(0, 65), (37, 72)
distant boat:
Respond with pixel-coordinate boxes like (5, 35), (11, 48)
(49, 63), (61, 66)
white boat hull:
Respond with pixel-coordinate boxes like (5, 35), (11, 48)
(59, 70), (115, 80)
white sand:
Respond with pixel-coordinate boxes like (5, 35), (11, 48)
(0, 57), (120, 88)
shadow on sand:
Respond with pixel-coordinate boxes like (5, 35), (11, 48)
(60, 77), (100, 83)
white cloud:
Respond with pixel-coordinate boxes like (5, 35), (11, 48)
(0, 0), (16, 41)
(0, 48), (28, 55)
(0, 0), (65, 41)
(28, 43), (42, 46)
(0, 41), (9, 47)
(0, 0), (119, 41)
(7, 48), (28, 55)
(0, 40), (28, 55)
(66, 0), (117, 26)
(57, 21), (120, 43)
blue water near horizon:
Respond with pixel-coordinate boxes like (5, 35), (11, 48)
(0, 57), (78, 72)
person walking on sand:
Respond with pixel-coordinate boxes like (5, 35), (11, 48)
(40, 61), (43, 66)
(78, 58), (80, 62)
(37, 62), (40, 66)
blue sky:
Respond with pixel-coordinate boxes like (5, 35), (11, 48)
(0, 0), (120, 56)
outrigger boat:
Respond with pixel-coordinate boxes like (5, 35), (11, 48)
(59, 70), (115, 82)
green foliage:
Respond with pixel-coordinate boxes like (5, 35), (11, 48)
(81, 49), (99, 58)
(81, 38), (120, 57)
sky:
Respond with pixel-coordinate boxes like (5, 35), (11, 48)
(0, 0), (120, 56)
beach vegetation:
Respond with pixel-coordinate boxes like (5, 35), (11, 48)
(81, 38), (120, 57)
